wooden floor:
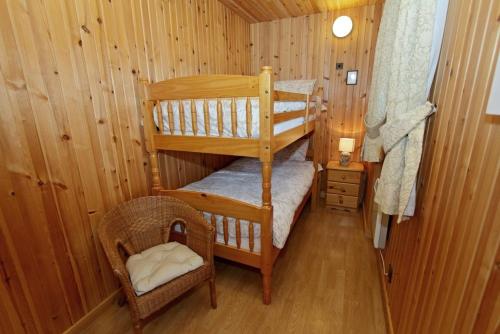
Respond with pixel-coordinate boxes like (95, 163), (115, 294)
(77, 205), (387, 334)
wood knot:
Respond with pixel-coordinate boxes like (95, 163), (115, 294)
(97, 17), (102, 24)
(10, 191), (15, 196)
(98, 119), (105, 124)
(81, 25), (90, 33)
(53, 182), (68, 190)
(78, 39), (82, 47)
(37, 180), (45, 186)
(61, 134), (71, 141)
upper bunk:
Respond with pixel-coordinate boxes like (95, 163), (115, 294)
(142, 66), (324, 160)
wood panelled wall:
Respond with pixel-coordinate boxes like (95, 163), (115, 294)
(0, 0), (250, 333)
(378, 0), (500, 332)
(250, 4), (383, 163)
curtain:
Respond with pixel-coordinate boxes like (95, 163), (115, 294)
(362, 0), (449, 222)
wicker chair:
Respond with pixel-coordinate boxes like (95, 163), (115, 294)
(98, 196), (216, 334)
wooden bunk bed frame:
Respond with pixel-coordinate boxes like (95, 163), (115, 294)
(142, 66), (323, 304)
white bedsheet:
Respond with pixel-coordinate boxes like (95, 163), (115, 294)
(180, 158), (315, 250)
(153, 99), (316, 138)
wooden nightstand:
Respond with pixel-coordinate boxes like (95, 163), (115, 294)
(326, 161), (365, 212)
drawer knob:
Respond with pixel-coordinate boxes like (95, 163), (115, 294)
(329, 185), (346, 193)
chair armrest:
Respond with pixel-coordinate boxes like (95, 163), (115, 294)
(185, 217), (215, 263)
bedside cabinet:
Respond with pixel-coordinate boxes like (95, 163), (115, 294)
(326, 161), (364, 212)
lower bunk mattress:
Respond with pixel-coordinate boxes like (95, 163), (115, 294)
(178, 158), (315, 251)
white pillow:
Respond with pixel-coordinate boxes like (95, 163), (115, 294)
(126, 241), (204, 296)
(275, 139), (309, 161)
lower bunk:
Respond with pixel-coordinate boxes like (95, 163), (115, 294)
(161, 148), (317, 304)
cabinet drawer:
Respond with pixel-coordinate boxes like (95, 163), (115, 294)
(328, 170), (361, 183)
(327, 181), (359, 196)
(326, 194), (358, 208)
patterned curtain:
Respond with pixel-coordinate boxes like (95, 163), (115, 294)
(362, 0), (449, 222)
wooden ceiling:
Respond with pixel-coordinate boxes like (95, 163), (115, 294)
(219, 0), (382, 22)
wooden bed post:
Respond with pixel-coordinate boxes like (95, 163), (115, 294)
(311, 87), (324, 210)
(259, 66), (274, 305)
(141, 79), (162, 194)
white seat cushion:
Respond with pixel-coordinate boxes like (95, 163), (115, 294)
(126, 241), (204, 296)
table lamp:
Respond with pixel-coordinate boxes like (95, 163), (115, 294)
(339, 138), (355, 166)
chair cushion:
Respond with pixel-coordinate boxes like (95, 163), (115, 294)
(126, 241), (204, 296)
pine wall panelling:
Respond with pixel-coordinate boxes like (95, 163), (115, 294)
(0, 0), (250, 332)
(250, 3), (383, 163)
(376, 0), (500, 332)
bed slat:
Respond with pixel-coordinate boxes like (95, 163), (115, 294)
(210, 214), (216, 242)
(249, 222), (254, 252)
(204, 99), (210, 135)
(179, 100), (186, 135)
(217, 99), (223, 136)
(156, 100), (164, 133)
(274, 109), (306, 124)
(231, 98), (237, 137)
(167, 101), (174, 135)
(191, 99), (197, 135)
(223, 216), (229, 245)
(246, 97), (252, 138)
(236, 219), (241, 249)
(305, 94), (310, 133)
(274, 90), (307, 101)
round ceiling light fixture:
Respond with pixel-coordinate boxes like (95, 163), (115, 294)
(332, 16), (353, 38)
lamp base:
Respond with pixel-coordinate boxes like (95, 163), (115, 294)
(339, 152), (351, 166)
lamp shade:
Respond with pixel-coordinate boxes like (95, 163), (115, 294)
(339, 138), (355, 153)
(332, 16), (353, 38)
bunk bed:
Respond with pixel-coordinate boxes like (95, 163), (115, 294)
(141, 66), (323, 304)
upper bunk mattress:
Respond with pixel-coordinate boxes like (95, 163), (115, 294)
(153, 98), (316, 138)
(180, 158), (315, 249)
